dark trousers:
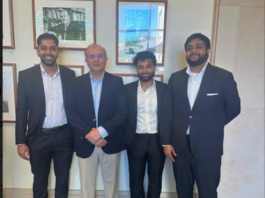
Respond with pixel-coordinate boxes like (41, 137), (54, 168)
(28, 124), (73, 198)
(127, 133), (165, 198)
(172, 135), (221, 198)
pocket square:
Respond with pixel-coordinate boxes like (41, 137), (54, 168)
(207, 93), (219, 96)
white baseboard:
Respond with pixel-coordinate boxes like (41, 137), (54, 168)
(3, 188), (198, 198)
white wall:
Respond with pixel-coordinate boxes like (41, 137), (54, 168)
(3, 0), (215, 192)
(213, 0), (264, 197)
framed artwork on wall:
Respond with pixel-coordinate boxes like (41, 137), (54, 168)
(3, 63), (17, 123)
(112, 73), (163, 84)
(64, 65), (84, 76)
(3, 0), (15, 49)
(116, 0), (167, 66)
(32, 0), (96, 50)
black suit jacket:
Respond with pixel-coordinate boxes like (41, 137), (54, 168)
(124, 80), (167, 149)
(15, 65), (75, 144)
(65, 72), (127, 158)
(160, 64), (241, 158)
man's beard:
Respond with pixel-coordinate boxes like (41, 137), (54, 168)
(138, 71), (155, 82)
(40, 55), (57, 67)
(186, 53), (209, 67)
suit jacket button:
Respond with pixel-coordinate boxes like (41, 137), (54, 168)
(189, 116), (192, 119)
(93, 119), (96, 121)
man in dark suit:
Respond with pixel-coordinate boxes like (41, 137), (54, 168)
(161, 33), (241, 198)
(124, 51), (166, 198)
(16, 33), (75, 198)
(65, 44), (126, 198)
(48, 8), (85, 41)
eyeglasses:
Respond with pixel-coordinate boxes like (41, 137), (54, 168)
(88, 54), (104, 59)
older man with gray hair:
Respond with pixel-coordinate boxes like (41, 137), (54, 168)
(66, 44), (127, 198)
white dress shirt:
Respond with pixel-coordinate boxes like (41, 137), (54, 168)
(41, 65), (67, 128)
(136, 80), (158, 134)
(186, 62), (208, 134)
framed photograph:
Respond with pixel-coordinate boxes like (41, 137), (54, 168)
(112, 73), (163, 84)
(3, 0), (15, 49)
(116, 0), (167, 66)
(32, 0), (96, 50)
(64, 65), (84, 76)
(3, 63), (17, 122)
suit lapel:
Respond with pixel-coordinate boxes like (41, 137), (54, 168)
(99, 72), (109, 113)
(192, 64), (215, 112)
(59, 65), (67, 100)
(156, 81), (163, 116)
(85, 73), (96, 116)
(182, 72), (191, 111)
(132, 81), (138, 118)
(34, 65), (46, 111)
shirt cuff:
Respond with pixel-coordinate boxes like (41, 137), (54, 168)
(162, 145), (171, 147)
(98, 126), (109, 139)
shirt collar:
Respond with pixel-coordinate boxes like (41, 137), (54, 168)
(90, 71), (105, 80)
(138, 79), (156, 92)
(40, 64), (60, 77)
(186, 61), (208, 77)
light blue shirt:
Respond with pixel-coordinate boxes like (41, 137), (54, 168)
(90, 73), (109, 138)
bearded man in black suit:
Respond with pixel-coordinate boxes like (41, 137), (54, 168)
(161, 33), (241, 198)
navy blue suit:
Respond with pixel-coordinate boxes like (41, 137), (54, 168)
(65, 72), (127, 158)
(160, 63), (241, 198)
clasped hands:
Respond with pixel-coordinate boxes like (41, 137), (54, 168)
(85, 128), (107, 148)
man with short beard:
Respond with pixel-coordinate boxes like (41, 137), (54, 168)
(124, 51), (166, 198)
(16, 33), (75, 198)
(160, 33), (241, 198)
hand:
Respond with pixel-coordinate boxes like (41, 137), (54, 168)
(17, 144), (30, 161)
(94, 139), (107, 148)
(163, 145), (177, 162)
(85, 128), (102, 144)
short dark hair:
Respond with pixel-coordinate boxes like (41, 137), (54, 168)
(37, 33), (59, 47)
(184, 33), (211, 51)
(58, 8), (71, 15)
(133, 50), (157, 66)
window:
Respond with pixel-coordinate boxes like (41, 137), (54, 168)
(116, 0), (168, 66)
